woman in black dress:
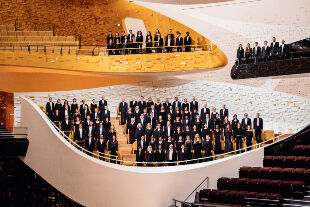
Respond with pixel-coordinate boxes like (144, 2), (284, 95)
(183, 107), (190, 121)
(108, 125), (116, 141)
(90, 99), (97, 114)
(94, 116), (100, 128)
(149, 136), (156, 153)
(114, 38), (121, 55)
(203, 135), (213, 161)
(194, 115), (202, 133)
(159, 106), (166, 122)
(245, 43), (252, 64)
(145, 123), (153, 144)
(237, 44), (244, 64)
(146, 35), (153, 54)
(71, 98), (78, 115)
(213, 124), (222, 154)
(107, 39), (114, 55)
(202, 123), (211, 138)
(174, 117), (182, 131)
(193, 134), (203, 163)
(222, 116), (230, 131)
(224, 124), (232, 153)
(55, 99), (62, 113)
(184, 125), (191, 140)
(191, 125), (199, 140)
(63, 100), (70, 112)
(211, 107), (217, 121)
(126, 107), (134, 125)
(231, 114), (239, 132)
(182, 99), (189, 113)
(244, 125), (254, 151)
(146, 97), (154, 112)
(114, 32), (120, 44)
(109, 135), (118, 163)
(155, 98), (161, 115)
(174, 107), (181, 121)
(136, 31), (143, 52)
(184, 135), (193, 161)
(128, 118), (136, 144)
(234, 123), (243, 153)
(165, 136), (174, 151)
(136, 147), (144, 167)
(146, 145), (154, 167)
(174, 126), (183, 141)
(135, 123), (144, 142)
(176, 135), (184, 153)
(178, 144), (186, 165)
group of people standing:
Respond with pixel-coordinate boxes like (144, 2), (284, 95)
(106, 29), (192, 55)
(118, 96), (264, 166)
(237, 37), (290, 65)
(45, 96), (120, 163)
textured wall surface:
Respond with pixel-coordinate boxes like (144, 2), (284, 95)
(0, 0), (210, 46)
(14, 80), (310, 133)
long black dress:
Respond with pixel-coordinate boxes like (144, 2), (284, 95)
(214, 129), (221, 154)
(193, 142), (203, 163)
(244, 130), (253, 150)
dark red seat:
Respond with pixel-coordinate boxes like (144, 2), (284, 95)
(283, 156), (296, 168)
(305, 169), (310, 184)
(237, 178), (248, 191)
(249, 167), (260, 179)
(247, 179), (258, 192)
(292, 168), (305, 181)
(258, 167), (271, 179)
(263, 156), (274, 167)
(256, 179), (269, 192)
(280, 180), (292, 196)
(229, 178), (239, 191)
(268, 180), (281, 193)
(270, 167), (282, 180)
(239, 166), (250, 178)
(217, 177), (230, 190)
(281, 168), (293, 181)
(295, 156), (307, 168)
(256, 192), (267, 199)
(273, 156), (285, 167)
(267, 193), (281, 200)
(291, 181), (305, 193)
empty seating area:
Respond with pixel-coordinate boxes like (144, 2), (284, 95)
(0, 24), (78, 51)
(194, 129), (310, 207)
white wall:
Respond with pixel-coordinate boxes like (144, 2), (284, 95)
(15, 80), (310, 133)
(20, 96), (265, 207)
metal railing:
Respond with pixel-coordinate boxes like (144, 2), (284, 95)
(46, 114), (306, 166)
(0, 41), (216, 56)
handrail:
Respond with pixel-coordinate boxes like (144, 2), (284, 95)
(46, 113), (308, 166)
(184, 176), (209, 202)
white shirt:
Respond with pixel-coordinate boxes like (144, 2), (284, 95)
(169, 150), (173, 160)
(167, 38), (171, 46)
(141, 141), (143, 149)
(100, 128), (103, 135)
(49, 102), (53, 109)
(256, 118), (260, 126)
(254, 46), (258, 55)
(167, 127), (171, 136)
(66, 120), (68, 125)
(281, 44), (284, 52)
(94, 112), (97, 118)
(100, 139), (103, 144)
(89, 138), (92, 145)
(79, 128), (83, 138)
(245, 118), (248, 125)
(65, 110), (68, 116)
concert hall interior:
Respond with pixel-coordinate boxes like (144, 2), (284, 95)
(0, 0), (310, 207)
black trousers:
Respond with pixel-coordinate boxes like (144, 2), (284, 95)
(255, 128), (262, 143)
(120, 113), (126, 125)
(246, 139), (252, 151)
(177, 47), (182, 52)
(235, 136), (242, 153)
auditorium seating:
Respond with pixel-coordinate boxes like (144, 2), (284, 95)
(195, 128), (310, 206)
(0, 24), (78, 52)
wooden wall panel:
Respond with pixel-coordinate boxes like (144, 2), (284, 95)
(0, 91), (14, 131)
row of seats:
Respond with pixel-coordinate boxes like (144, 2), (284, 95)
(0, 36), (76, 42)
(199, 189), (281, 206)
(239, 166), (310, 184)
(293, 145), (310, 156)
(217, 177), (306, 197)
(263, 155), (310, 168)
(0, 30), (53, 37)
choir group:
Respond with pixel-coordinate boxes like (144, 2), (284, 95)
(106, 29), (193, 55)
(237, 37), (290, 65)
(44, 95), (263, 166)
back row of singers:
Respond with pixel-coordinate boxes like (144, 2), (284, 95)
(106, 29), (192, 55)
(237, 37), (289, 65)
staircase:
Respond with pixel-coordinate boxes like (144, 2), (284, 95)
(110, 117), (136, 166)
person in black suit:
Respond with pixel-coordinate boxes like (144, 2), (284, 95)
(261, 41), (270, 62)
(98, 96), (107, 113)
(146, 111), (156, 130)
(244, 125), (253, 151)
(74, 123), (86, 141)
(154, 124), (163, 141)
(137, 136), (147, 155)
(130, 97), (138, 109)
(237, 44), (244, 65)
(166, 29), (174, 44)
(61, 115), (71, 135)
(164, 121), (174, 140)
(203, 135), (213, 162)
(85, 133), (95, 155)
(136, 31), (143, 52)
(155, 33), (163, 53)
(220, 104), (229, 122)
(156, 144), (165, 166)
(96, 122), (106, 140)
(114, 38), (121, 55)
(234, 123), (243, 153)
(46, 97), (55, 119)
(138, 113), (147, 130)
(165, 34), (174, 53)
(130, 36), (139, 54)
(136, 147), (145, 166)
(91, 108), (100, 123)
(109, 135), (118, 163)
(127, 29), (135, 48)
(184, 32), (192, 52)
(176, 32), (183, 52)
(270, 37), (279, 61)
(90, 99), (97, 114)
(80, 105), (90, 121)
(190, 97), (198, 113)
(279, 40), (289, 60)
(107, 39), (114, 55)
(55, 99), (62, 113)
(241, 113), (251, 132)
(252, 42), (261, 63)
(146, 145), (154, 167)
(107, 31), (113, 45)
(163, 98), (171, 113)
(172, 97), (181, 111)
(101, 105), (110, 121)
(145, 35), (153, 54)
(79, 100), (88, 114)
(121, 31), (126, 44)
(97, 134), (107, 158)
(166, 144), (177, 166)
(52, 109), (62, 123)
(201, 103), (210, 121)
(138, 96), (146, 113)
(86, 121), (96, 138)
(119, 98), (128, 125)
(253, 113), (263, 143)
(245, 43), (252, 64)
(122, 35), (129, 54)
